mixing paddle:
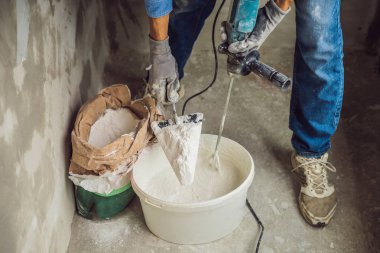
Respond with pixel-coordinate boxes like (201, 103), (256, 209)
(211, 74), (235, 170)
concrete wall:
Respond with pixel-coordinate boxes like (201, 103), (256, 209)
(0, 0), (109, 252)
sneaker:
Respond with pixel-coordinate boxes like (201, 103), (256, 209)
(291, 152), (337, 227)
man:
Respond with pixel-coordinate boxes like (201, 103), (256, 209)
(144, 0), (344, 227)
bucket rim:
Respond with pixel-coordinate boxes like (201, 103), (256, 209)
(131, 134), (254, 211)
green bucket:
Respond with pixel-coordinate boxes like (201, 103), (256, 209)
(75, 182), (135, 220)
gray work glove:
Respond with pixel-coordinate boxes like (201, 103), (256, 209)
(221, 0), (291, 53)
(148, 37), (180, 105)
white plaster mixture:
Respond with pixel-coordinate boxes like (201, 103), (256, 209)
(88, 108), (139, 148)
(142, 144), (245, 203)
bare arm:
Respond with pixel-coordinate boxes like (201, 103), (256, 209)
(275, 0), (292, 11)
(149, 14), (169, 41)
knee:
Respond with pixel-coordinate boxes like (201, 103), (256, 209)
(295, 0), (342, 48)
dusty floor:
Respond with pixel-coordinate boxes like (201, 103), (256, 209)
(68, 0), (380, 252)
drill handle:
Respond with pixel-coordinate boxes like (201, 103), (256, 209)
(248, 59), (291, 89)
(218, 43), (291, 89)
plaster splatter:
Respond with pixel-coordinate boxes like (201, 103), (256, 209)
(0, 109), (19, 144)
(13, 61), (26, 93)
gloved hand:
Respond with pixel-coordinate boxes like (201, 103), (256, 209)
(148, 37), (180, 105)
(221, 0), (291, 53)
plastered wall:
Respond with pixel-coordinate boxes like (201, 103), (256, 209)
(0, 0), (109, 252)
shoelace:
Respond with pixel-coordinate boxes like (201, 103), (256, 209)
(292, 159), (336, 194)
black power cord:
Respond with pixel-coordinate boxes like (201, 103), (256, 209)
(247, 199), (264, 253)
(181, 0), (227, 115)
(180, 0), (265, 252)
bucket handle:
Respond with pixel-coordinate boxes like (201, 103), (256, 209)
(144, 198), (163, 209)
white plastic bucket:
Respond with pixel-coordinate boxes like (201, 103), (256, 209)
(131, 134), (254, 244)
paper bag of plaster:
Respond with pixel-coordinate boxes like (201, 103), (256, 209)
(69, 84), (163, 183)
(151, 113), (203, 185)
(69, 104), (140, 193)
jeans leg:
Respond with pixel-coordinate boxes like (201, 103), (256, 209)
(169, 0), (216, 79)
(290, 0), (344, 158)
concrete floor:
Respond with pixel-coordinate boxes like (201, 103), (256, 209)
(68, 0), (380, 252)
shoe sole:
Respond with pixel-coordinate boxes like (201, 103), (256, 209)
(291, 153), (337, 227)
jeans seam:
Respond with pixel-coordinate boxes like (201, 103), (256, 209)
(289, 44), (299, 129)
(332, 1), (344, 128)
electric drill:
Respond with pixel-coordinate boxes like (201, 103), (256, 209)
(219, 0), (291, 89)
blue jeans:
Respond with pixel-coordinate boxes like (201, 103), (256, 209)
(170, 0), (344, 158)
(169, 0), (216, 79)
(290, 0), (344, 158)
